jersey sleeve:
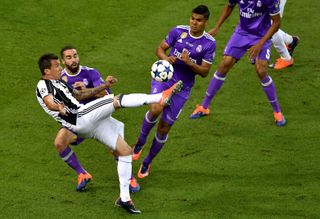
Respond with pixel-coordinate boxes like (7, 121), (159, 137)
(90, 69), (111, 94)
(37, 80), (50, 99)
(165, 26), (180, 47)
(203, 41), (216, 64)
(90, 69), (105, 87)
(268, 0), (280, 16)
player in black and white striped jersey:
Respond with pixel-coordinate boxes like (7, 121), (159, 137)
(36, 53), (182, 214)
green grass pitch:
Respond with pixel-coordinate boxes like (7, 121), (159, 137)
(0, 0), (319, 218)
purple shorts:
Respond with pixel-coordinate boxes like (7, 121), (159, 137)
(224, 31), (272, 62)
(71, 137), (85, 145)
(61, 126), (84, 145)
(150, 79), (190, 125)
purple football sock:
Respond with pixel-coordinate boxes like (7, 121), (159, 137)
(201, 71), (226, 109)
(59, 147), (86, 175)
(261, 75), (281, 113)
(143, 132), (168, 165)
(136, 111), (158, 147)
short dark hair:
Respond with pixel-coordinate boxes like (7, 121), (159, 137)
(192, 5), (210, 19)
(60, 45), (77, 58)
(38, 53), (59, 75)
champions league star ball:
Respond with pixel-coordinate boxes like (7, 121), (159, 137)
(150, 60), (174, 82)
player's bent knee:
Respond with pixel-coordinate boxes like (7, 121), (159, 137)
(116, 146), (132, 156)
(255, 61), (268, 79)
(54, 140), (67, 153)
(115, 136), (132, 156)
(149, 104), (163, 117)
(219, 57), (235, 74)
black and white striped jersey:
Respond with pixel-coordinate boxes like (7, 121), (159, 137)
(36, 79), (83, 127)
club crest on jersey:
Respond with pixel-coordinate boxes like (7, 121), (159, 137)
(83, 78), (89, 86)
(61, 76), (68, 83)
(180, 32), (187, 39)
(196, 45), (202, 53)
(257, 0), (262, 7)
(40, 87), (47, 95)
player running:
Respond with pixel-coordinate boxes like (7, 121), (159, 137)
(190, 0), (286, 127)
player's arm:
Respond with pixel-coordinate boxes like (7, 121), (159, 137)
(156, 40), (177, 64)
(43, 95), (67, 116)
(91, 70), (109, 98)
(208, 3), (235, 36)
(73, 76), (117, 101)
(72, 81), (107, 98)
(179, 50), (212, 77)
(248, 14), (281, 59)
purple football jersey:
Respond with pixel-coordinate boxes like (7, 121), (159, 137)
(61, 66), (106, 104)
(165, 25), (216, 90)
(229, 0), (280, 36)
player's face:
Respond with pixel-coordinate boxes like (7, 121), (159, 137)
(189, 13), (208, 36)
(62, 49), (80, 73)
(47, 59), (62, 79)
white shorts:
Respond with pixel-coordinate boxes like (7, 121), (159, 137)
(73, 94), (124, 150)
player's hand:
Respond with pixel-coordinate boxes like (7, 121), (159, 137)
(167, 56), (177, 64)
(208, 27), (219, 36)
(73, 81), (86, 90)
(58, 102), (67, 116)
(178, 49), (191, 65)
(106, 76), (118, 86)
(247, 42), (263, 60)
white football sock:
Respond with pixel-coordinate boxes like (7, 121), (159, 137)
(272, 29), (292, 60)
(120, 93), (161, 107)
(118, 155), (132, 202)
(284, 32), (293, 45)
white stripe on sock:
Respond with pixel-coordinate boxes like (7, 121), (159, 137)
(261, 76), (273, 87)
(61, 150), (73, 161)
(155, 133), (168, 143)
(214, 73), (226, 81)
(145, 111), (158, 124)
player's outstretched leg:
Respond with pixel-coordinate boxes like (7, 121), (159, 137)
(160, 80), (183, 106)
(117, 80), (182, 108)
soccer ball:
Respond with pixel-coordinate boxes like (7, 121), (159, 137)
(150, 60), (174, 82)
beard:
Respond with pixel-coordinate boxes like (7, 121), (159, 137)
(66, 62), (80, 74)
